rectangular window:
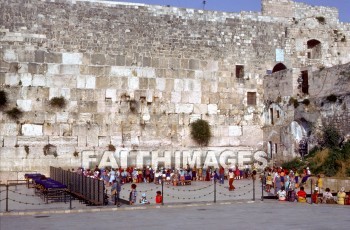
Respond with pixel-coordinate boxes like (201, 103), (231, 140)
(275, 143), (278, 155)
(270, 108), (274, 125)
(236, 65), (244, 78)
(247, 92), (256, 106)
(277, 110), (280, 119)
(301, 70), (309, 94)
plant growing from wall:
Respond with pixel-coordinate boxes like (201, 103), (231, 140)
(24, 145), (30, 157)
(129, 99), (138, 113)
(302, 99), (310, 106)
(190, 119), (212, 146)
(326, 94), (337, 103)
(43, 144), (58, 157)
(288, 97), (299, 108)
(0, 90), (8, 110)
(49, 96), (66, 109)
(108, 144), (116, 152)
(73, 151), (79, 158)
(6, 107), (23, 120)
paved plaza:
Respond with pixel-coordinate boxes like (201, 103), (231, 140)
(1, 201), (349, 230)
(0, 179), (256, 212)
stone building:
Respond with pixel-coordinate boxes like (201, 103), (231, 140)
(0, 0), (349, 181)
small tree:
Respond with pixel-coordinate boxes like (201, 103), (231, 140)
(49, 96), (66, 109)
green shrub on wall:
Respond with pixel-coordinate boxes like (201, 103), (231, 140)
(190, 119), (212, 146)
(6, 107), (23, 120)
(49, 96), (66, 109)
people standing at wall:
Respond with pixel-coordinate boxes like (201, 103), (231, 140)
(228, 168), (235, 191)
(129, 183), (137, 205)
(337, 187), (346, 205)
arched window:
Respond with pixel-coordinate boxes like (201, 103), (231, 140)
(272, 63), (287, 73)
(307, 39), (321, 59)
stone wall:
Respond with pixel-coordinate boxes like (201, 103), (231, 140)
(0, 0), (350, 181)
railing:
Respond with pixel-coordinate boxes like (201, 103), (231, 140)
(50, 167), (105, 206)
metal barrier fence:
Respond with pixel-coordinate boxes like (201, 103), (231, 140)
(50, 167), (105, 206)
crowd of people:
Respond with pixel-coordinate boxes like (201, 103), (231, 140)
(70, 164), (349, 206)
(263, 166), (349, 205)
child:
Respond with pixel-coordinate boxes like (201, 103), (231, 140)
(277, 186), (287, 201)
(297, 186), (307, 203)
(129, 183), (137, 205)
(321, 187), (334, 204)
(140, 193), (150, 204)
(155, 191), (163, 204)
(311, 187), (319, 204)
(266, 173), (272, 193)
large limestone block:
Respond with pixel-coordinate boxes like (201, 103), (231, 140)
(208, 104), (218, 115)
(106, 89), (117, 102)
(19, 73), (32, 86)
(184, 79), (201, 92)
(22, 124), (43, 136)
(49, 136), (78, 146)
(32, 74), (46, 86)
(4, 49), (17, 62)
(110, 66), (132, 76)
(60, 65), (80, 75)
(45, 52), (62, 63)
(47, 64), (60, 74)
(4, 73), (19, 86)
(3, 136), (17, 147)
(128, 77), (139, 90)
(174, 79), (183, 92)
(229, 126), (242, 136)
(56, 112), (69, 123)
(240, 125), (263, 147)
(156, 78), (166, 91)
(62, 53), (82, 65)
(1, 123), (19, 136)
(175, 104), (193, 114)
(17, 136), (48, 146)
(171, 92), (181, 103)
(188, 91), (202, 104)
(17, 99), (32, 111)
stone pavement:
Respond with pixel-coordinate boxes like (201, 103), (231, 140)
(1, 200), (349, 230)
(0, 179), (256, 212)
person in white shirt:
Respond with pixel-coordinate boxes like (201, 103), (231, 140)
(277, 186), (287, 201)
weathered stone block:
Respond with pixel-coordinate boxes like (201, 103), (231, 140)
(5, 73), (19, 86)
(22, 124), (43, 136)
(189, 59), (200, 70)
(32, 74), (46, 86)
(35, 50), (45, 63)
(175, 104), (193, 114)
(49, 136), (78, 146)
(60, 65), (80, 75)
(188, 92), (202, 104)
(174, 79), (183, 92)
(229, 126), (242, 136)
(45, 52), (62, 63)
(62, 53), (82, 65)
(91, 54), (106, 65)
(4, 49), (17, 62)
(17, 136), (48, 146)
(208, 104), (218, 115)
(17, 99), (32, 111)
(3, 136), (17, 147)
(20, 73), (32, 86)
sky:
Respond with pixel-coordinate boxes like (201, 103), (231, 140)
(109, 0), (350, 22)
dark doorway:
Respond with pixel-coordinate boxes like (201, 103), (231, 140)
(307, 39), (321, 59)
(272, 63), (287, 73)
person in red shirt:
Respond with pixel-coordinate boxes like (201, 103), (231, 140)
(155, 191), (163, 204)
(297, 186), (307, 203)
(311, 188), (319, 204)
